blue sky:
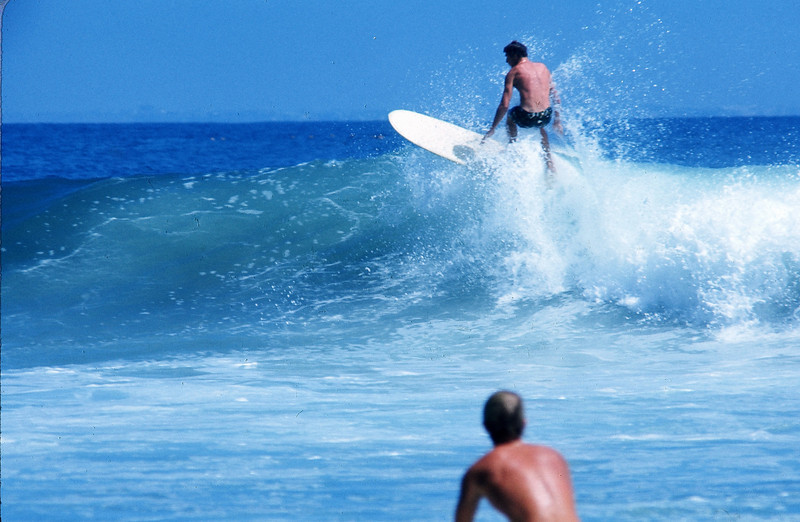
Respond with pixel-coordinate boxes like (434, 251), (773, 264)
(3, 0), (799, 123)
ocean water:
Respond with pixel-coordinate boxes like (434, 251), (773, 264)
(2, 116), (800, 521)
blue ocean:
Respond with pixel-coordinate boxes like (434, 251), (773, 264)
(2, 113), (800, 520)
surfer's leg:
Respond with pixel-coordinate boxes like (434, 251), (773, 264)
(506, 117), (518, 143)
(540, 128), (556, 174)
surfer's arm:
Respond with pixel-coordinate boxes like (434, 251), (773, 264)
(484, 72), (515, 140)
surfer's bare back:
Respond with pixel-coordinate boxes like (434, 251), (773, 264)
(484, 41), (563, 172)
(455, 391), (580, 522)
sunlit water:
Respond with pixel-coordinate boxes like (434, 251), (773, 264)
(3, 112), (800, 520)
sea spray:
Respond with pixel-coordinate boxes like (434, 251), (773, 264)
(441, 139), (800, 327)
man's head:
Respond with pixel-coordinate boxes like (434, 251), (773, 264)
(503, 41), (528, 60)
(483, 390), (526, 445)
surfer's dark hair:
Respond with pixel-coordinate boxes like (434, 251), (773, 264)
(483, 391), (525, 444)
(503, 41), (528, 58)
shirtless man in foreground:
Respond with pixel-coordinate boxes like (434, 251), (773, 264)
(484, 41), (563, 172)
(455, 391), (580, 522)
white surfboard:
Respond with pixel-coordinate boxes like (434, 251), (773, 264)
(388, 110), (503, 165)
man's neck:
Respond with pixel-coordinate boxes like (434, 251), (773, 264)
(493, 437), (523, 448)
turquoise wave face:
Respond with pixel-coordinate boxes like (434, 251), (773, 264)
(1, 158), (410, 364)
(4, 141), (800, 368)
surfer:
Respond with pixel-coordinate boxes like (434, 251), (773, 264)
(455, 391), (580, 522)
(484, 41), (563, 173)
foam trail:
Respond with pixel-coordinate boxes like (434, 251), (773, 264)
(457, 136), (800, 327)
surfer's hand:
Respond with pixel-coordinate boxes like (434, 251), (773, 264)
(482, 129), (495, 143)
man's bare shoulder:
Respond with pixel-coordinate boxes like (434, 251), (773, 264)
(476, 442), (567, 470)
(521, 443), (570, 468)
(465, 443), (572, 489)
(523, 442), (566, 458)
(525, 60), (549, 71)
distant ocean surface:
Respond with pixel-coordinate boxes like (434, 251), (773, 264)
(3, 116), (800, 520)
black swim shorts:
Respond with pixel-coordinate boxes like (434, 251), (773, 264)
(509, 106), (553, 128)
